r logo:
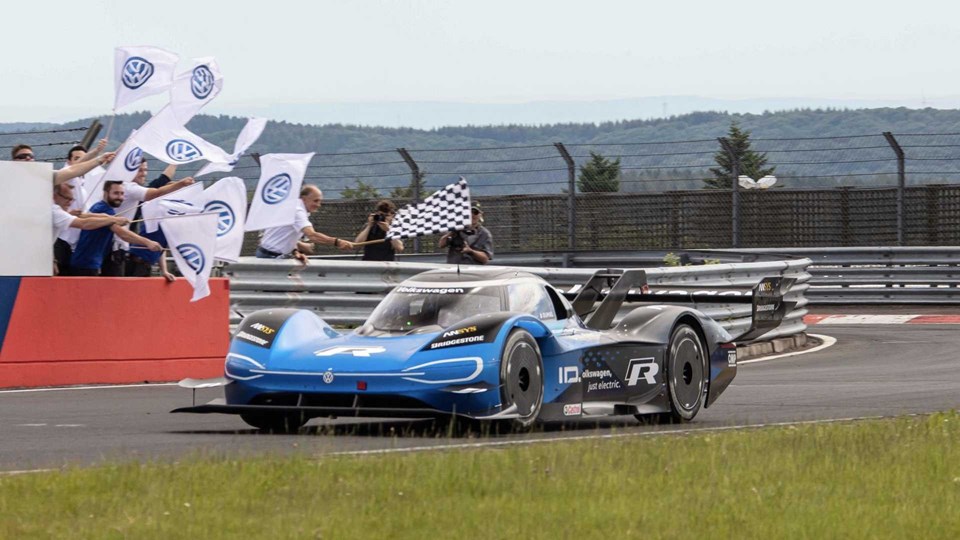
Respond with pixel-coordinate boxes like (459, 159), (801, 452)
(314, 346), (386, 358)
(624, 358), (659, 386)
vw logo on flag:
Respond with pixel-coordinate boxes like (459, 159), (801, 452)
(262, 173), (292, 205)
(166, 139), (203, 163)
(191, 65), (215, 99)
(203, 200), (235, 236)
(122, 56), (154, 89)
(176, 243), (206, 274)
(124, 147), (143, 172)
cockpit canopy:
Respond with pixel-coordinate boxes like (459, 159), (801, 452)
(360, 275), (574, 335)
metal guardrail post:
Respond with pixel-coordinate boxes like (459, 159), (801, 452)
(883, 132), (905, 246)
(718, 137), (740, 248)
(397, 148), (424, 253)
(554, 142), (577, 254)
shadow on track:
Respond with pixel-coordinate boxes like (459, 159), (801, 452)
(168, 415), (658, 438)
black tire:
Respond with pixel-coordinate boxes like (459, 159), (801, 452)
(499, 329), (544, 428)
(240, 412), (308, 433)
(656, 323), (707, 424)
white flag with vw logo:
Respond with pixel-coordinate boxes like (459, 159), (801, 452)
(140, 182), (205, 233)
(169, 57), (224, 124)
(195, 118), (267, 177)
(245, 153), (314, 231)
(102, 130), (144, 183)
(131, 106), (232, 166)
(160, 212), (218, 302)
(202, 177), (248, 263)
(114, 46), (179, 111)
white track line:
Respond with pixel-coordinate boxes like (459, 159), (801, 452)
(0, 383), (176, 395)
(331, 413), (908, 457)
(738, 333), (837, 365)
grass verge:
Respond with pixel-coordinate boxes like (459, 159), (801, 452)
(2, 412), (960, 539)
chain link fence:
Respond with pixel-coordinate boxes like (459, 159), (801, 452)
(9, 125), (960, 253)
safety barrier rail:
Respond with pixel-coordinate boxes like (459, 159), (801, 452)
(321, 247), (960, 304)
(225, 251), (812, 343)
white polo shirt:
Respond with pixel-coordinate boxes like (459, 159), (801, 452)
(52, 204), (76, 243)
(112, 182), (150, 251)
(259, 200), (313, 255)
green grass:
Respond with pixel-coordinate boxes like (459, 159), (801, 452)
(3, 412), (960, 539)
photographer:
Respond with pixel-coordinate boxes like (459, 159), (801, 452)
(439, 205), (493, 265)
(355, 200), (404, 261)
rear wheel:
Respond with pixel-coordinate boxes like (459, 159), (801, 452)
(499, 329), (544, 428)
(643, 323), (706, 424)
(240, 412), (308, 433)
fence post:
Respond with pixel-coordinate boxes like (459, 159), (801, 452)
(397, 148), (423, 253)
(554, 142), (577, 253)
(718, 137), (740, 248)
(882, 132), (905, 246)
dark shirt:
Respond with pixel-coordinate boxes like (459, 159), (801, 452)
(129, 228), (168, 265)
(362, 223), (396, 261)
(446, 226), (494, 265)
(72, 201), (116, 270)
(132, 174), (172, 232)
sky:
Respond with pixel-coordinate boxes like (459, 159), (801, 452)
(4, 0), (960, 127)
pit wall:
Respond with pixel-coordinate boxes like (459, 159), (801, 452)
(0, 277), (229, 388)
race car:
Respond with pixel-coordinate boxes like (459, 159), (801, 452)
(174, 267), (792, 431)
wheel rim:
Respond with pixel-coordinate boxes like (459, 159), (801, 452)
(503, 341), (543, 420)
(669, 330), (704, 414)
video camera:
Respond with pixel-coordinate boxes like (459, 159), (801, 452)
(448, 229), (475, 251)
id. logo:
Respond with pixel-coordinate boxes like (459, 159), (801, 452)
(191, 65), (215, 99)
(122, 56), (154, 89)
(204, 200), (235, 236)
(166, 139), (203, 162)
(176, 243), (206, 274)
(124, 147), (143, 172)
(262, 173), (292, 204)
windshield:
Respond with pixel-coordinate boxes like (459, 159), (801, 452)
(366, 285), (504, 332)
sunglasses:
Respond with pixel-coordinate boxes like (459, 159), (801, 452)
(14, 153), (34, 161)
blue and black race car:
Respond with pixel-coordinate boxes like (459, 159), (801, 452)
(174, 267), (791, 431)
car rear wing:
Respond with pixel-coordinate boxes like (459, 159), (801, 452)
(563, 269), (795, 339)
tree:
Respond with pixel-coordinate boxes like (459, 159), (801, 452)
(706, 122), (775, 189)
(390, 175), (433, 200)
(577, 152), (621, 192)
(341, 179), (381, 200)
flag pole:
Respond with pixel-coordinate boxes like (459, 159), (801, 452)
(104, 110), (117, 141)
(351, 238), (388, 247)
(129, 211), (219, 225)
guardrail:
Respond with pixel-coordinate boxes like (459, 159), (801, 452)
(319, 247), (960, 304)
(225, 252), (811, 343)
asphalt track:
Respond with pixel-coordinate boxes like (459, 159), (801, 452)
(2, 324), (959, 472)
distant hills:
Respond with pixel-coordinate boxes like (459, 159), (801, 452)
(5, 107), (960, 196)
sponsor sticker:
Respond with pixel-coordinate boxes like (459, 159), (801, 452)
(563, 403), (582, 416)
(396, 286), (465, 295)
(755, 303), (777, 312)
(250, 323), (275, 335)
(441, 325), (477, 339)
(727, 350), (737, 367)
(430, 335), (484, 349)
(236, 331), (267, 346)
(315, 346), (386, 357)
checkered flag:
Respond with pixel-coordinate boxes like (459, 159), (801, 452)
(387, 177), (472, 239)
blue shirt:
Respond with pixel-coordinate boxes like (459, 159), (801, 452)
(71, 201), (116, 270)
(129, 228), (167, 265)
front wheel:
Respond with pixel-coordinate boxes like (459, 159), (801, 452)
(499, 329), (544, 428)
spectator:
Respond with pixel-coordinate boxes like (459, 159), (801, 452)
(56, 140), (109, 274)
(10, 143), (117, 185)
(354, 199), (404, 261)
(71, 181), (162, 276)
(103, 160), (194, 277)
(51, 183), (130, 275)
(256, 185), (355, 261)
(438, 205), (493, 265)
(126, 227), (175, 281)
